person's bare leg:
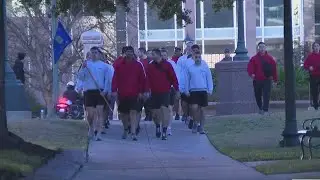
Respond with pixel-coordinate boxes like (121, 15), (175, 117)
(168, 105), (173, 135)
(86, 107), (95, 139)
(191, 104), (200, 133)
(119, 113), (130, 139)
(152, 109), (161, 138)
(136, 111), (141, 135)
(129, 110), (138, 141)
(93, 105), (104, 140)
(181, 101), (188, 121)
(160, 105), (170, 140)
(174, 99), (180, 120)
(199, 108), (205, 134)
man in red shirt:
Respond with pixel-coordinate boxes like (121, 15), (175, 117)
(303, 42), (320, 110)
(113, 46), (127, 69)
(147, 49), (179, 140)
(112, 46), (147, 141)
(247, 42), (278, 114)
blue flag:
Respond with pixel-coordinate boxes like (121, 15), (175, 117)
(53, 21), (72, 64)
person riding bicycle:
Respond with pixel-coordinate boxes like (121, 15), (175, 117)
(63, 81), (81, 104)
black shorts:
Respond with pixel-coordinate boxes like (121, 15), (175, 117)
(180, 93), (190, 103)
(150, 92), (170, 109)
(84, 90), (105, 107)
(118, 97), (140, 113)
(169, 88), (176, 106)
(189, 91), (208, 107)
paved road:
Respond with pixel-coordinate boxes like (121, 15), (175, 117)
(74, 120), (289, 180)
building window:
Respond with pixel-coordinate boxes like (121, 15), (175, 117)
(196, 1), (201, 28)
(203, 0), (233, 28)
(256, 0), (260, 26)
(139, 0), (145, 30)
(264, 0), (284, 26)
(147, 6), (174, 29)
(316, 0), (320, 36)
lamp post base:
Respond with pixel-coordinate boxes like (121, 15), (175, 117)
(215, 61), (258, 115)
(5, 62), (31, 120)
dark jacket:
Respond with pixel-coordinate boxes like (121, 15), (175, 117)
(13, 60), (25, 84)
(63, 87), (80, 103)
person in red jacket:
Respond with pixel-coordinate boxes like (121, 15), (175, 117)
(247, 42), (278, 114)
(112, 46), (147, 141)
(147, 48), (179, 140)
(303, 42), (320, 110)
(113, 46), (127, 69)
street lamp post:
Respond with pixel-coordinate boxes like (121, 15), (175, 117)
(281, 0), (299, 146)
(0, 0), (8, 135)
(50, 0), (58, 118)
(233, 0), (249, 61)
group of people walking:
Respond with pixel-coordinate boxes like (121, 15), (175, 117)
(76, 42), (214, 141)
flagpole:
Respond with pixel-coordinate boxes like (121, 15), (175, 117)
(51, 0), (58, 117)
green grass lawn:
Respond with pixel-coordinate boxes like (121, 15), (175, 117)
(0, 119), (87, 179)
(205, 110), (320, 174)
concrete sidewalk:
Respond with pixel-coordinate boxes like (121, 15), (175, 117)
(73, 121), (287, 180)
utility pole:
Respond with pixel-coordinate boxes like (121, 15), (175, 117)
(51, 0), (58, 117)
(281, 0), (299, 146)
(0, 0), (8, 135)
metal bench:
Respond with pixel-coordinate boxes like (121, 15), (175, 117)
(299, 118), (320, 160)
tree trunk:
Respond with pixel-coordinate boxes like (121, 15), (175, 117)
(43, 90), (54, 118)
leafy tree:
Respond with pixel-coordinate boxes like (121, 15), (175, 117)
(19, 0), (234, 25)
(1, 0), (233, 149)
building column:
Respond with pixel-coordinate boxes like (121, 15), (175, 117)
(215, 0), (257, 115)
(116, 6), (127, 56)
(126, 0), (139, 53)
(184, 0), (196, 42)
(245, 0), (257, 57)
(303, 0), (315, 54)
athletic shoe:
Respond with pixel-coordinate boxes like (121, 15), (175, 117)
(122, 130), (128, 139)
(131, 134), (137, 141)
(156, 125), (161, 138)
(167, 127), (172, 136)
(174, 114), (180, 120)
(198, 126), (205, 134)
(181, 115), (187, 122)
(188, 119), (194, 129)
(104, 122), (109, 129)
(136, 125), (140, 135)
(192, 123), (198, 133)
(162, 127), (168, 140)
(162, 134), (168, 140)
(95, 132), (102, 141)
(88, 128), (94, 140)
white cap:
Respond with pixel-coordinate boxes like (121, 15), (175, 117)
(67, 81), (75, 86)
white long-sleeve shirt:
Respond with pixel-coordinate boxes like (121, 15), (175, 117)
(77, 60), (113, 93)
(185, 60), (214, 94)
(176, 54), (192, 92)
(167, 59), (180, 85)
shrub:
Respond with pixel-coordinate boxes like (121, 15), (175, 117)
(209, 66), (310, 102)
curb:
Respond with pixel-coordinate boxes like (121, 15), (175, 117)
(23, 150), (86, 180)
(207, 100), (310, 109)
